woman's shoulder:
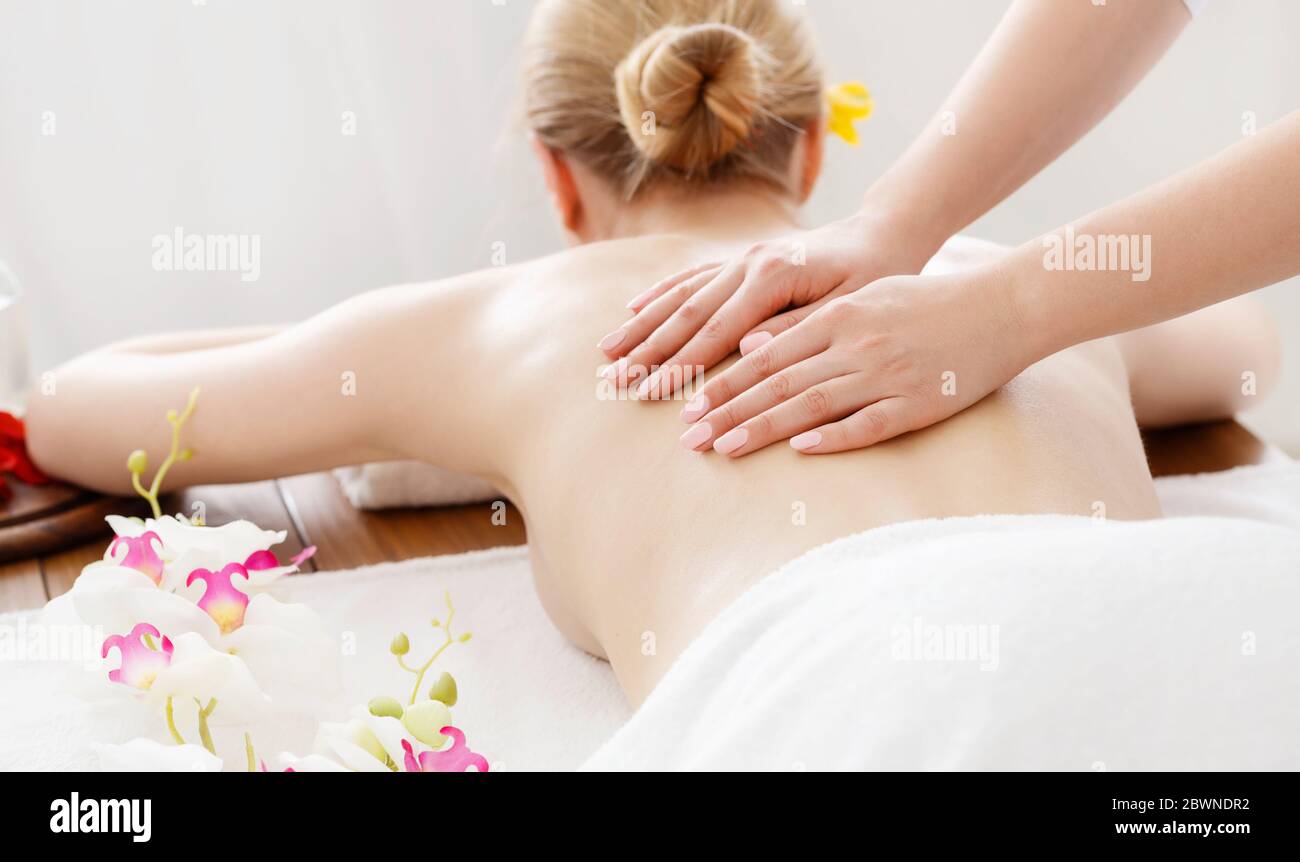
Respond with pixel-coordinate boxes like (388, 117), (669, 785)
(351, 234), (722, 342)
(414, 234), (714, 312)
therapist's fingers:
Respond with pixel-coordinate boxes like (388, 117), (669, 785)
(678, 321), (830, 422)
(625, 261), (721, 314)
(737, 284), (853, 355)
(622, 263), (746, 395)
(703, 373), (871, 458)
(788, 397), (917, 454)
(643, 270), (810, 400)
(599, 265), (720, 381)
(678, 354), (853, 452)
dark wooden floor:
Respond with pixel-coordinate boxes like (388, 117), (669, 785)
(0, 419), (1274, 613)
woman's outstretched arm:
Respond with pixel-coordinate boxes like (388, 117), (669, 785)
(23, 276), (494, 495)
(1115, 298), (1280, 429)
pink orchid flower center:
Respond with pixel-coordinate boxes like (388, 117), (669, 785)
(243, 544), (316, 572)
(108, 531), (166, 585)
(102, 623), (174, 690)
(401, 727), (489, 773)
(187, 563), (252, 634)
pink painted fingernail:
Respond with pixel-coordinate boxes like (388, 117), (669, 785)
(680, 395), (709, 422)
(790, 431), (822, 451)
(597, 328), (627, 351)
(739, 331), (773, 356)
(636, 371), (659, 399)
(601, 358), (627, 381)
(626, 287), (656, 310)
(679, 422), (712, 451)
(713, 427), (748, 455)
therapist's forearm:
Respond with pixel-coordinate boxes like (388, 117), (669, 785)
(1000, 109), (1300, 360)
(859, 0), (1190, 256)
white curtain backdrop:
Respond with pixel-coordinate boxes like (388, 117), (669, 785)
(0, 0), (1295, 450)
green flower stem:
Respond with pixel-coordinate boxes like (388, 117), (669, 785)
(195, 697), (218, 755)
(165, 697), (186, 745)
(244, 732), (256, 772)
(399, 591), (462, 705)
(407, 639), (455, 706)
(131, 472), (154, 515)
(132, 387), (200, 519)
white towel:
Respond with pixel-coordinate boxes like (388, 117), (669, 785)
(333, 462), (498, 509)
(583, 513), (1300, 771)
(0, 548), (629, 772)
(1153, 460), (1300, 528)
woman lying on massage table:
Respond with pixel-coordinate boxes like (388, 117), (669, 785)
(25, 0), (1278, 710)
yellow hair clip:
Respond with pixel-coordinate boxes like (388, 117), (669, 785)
(826, 81), (873, 145)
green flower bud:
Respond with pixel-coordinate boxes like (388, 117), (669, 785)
(178, 448), (195, 461)
(368, 695), (404, 719)
(402, 700), (452, 748)
(458, 632), (472, 643)
(390, 633), (410, 656)
(126, 450), (148, 474)
(428, 672), (458, 707)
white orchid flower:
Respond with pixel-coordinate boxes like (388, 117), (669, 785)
(99, 627), (270, 727)
(67, 554), (338, 715)
(313, 711), (413, 772)
(102, 514), (314, 594)
(293, 701), (486, 772)
(73, 566), (221, 645)
(274, 752), (350, 772)
(222, 594), (342, 715)
(141, 632), (272, 725)
(96, 738), (223, 772)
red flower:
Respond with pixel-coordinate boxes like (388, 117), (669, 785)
(0, 411), (50, 502)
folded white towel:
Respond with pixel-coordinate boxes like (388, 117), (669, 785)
(334, 462), (498, 509)
(582, 513), (1300, 770)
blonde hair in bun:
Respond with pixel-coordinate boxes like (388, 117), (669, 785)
(524, 0), (823, 199)
(615, 23), (763, 173)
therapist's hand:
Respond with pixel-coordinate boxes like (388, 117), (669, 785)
(598, 211), (936, 398)
(676, 269), (1041, 456)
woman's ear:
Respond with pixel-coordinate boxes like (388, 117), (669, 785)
(798, 120), (825, 203)
(529, 134), (583, 235)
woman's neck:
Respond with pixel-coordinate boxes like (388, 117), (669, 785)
(598, 186), (802, 244)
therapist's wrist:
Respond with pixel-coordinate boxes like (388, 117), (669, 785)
(977, 243), (1082, 366)
(847, 203), (947, 276)
(856, 173), (960, 270)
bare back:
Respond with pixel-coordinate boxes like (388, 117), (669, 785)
(448, 235), (1160, 702)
